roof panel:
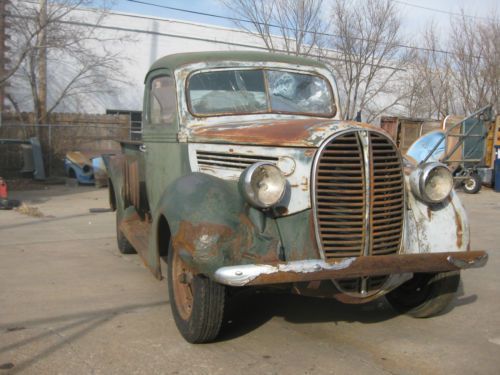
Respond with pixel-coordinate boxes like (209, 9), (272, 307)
(148, 51), (327, 73)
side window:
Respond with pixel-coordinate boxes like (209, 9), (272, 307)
(149, 76), (176, 125)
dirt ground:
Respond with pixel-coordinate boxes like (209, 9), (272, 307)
(0, 184), (499, 374)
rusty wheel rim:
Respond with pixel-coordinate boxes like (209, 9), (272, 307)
(172, 249), (194, 320)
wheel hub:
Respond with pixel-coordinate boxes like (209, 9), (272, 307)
(172, 250), (194, 320)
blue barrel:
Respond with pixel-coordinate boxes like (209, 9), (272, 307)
(495, 146), (500, 192)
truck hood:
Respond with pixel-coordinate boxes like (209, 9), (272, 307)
(188, 118), (383, 147)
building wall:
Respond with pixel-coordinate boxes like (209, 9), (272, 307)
(8, 8), (272, 115)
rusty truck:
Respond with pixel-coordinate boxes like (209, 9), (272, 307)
(104, 51), (488, 343)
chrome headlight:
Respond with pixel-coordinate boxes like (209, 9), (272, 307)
(410, 162), (453, 204)
(239, 162), (286, 209)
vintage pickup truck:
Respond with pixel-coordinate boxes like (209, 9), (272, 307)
(104, 51), (488, 343)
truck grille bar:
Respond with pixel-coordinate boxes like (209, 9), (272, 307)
(314, 130), (404, 261)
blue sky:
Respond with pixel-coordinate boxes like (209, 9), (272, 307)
(108, 0), (499, 43)
(110, 0), (234, 27)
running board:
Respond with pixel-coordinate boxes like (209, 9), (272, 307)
(119, 212), (151, 262)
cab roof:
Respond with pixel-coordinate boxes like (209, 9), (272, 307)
(147, 51), (327, 76)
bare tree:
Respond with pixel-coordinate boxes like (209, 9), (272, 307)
(400, 64), (427, 118)
(403, 11), (500, 119)
(405, 23), (456, 119)
(221, 0), (327, 56)
(1, 1), (46, 86)
(328, 0), (412, 122)
(479, 17), (500, 113)
(449, 12), (499, 114)
(6, 0), (129, 124)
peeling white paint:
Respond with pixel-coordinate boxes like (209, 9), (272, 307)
(188, 143), (315, 215)
(404, 179), (469, 254)
(214, 258), (356, 286)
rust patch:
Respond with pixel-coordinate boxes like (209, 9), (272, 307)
(304, 149), (316, 157)
(173, 221), (233, 260)
(173, 215), (280, 269)
(190, 118), (384, 147)
(191, 118), (325, 146)
(427, 206), (432, 220)
(123, 159), (140, 209)
(454, 211), (463, 248)
(449, 200), (464, 249)
(300, 176), (309, 192)
(246, 251), (487, 286)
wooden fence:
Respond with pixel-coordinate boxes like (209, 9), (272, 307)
(0, 112), (130, 177)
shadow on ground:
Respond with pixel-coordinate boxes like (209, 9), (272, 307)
(219, 292), (395, 342)
(0, 301), (167, 374)
(0, 286), (479, 372)
(218, 283), (478, 342)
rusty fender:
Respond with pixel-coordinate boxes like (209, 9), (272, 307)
(404, 189), (470, 254)
(155, 172), (282, 276)
(214, 251), (488, 287)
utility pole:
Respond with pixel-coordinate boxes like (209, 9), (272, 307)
(0, 0), (10, 117)
(38, 0), (47, 125)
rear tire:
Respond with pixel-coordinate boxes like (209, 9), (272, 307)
(462, 173), (481, 194)
(386, 271), (460, 318)
(116, 212), (136, 254)
(167, 243), (226, 343)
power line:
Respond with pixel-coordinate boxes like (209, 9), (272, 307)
(7, 10), (407, 72)
(391, 0), (497, 22)
(15, 0), (482, 59)
(123, 0), (459, 57)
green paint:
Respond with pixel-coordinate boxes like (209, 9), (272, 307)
(147, 51), (326, 76)
(107, 51), (329, 279)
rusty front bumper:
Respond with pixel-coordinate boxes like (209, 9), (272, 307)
(213, 251), (488, 287)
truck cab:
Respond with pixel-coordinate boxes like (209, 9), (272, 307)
(104, 51), (488, 343)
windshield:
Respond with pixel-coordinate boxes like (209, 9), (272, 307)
(187, 69), (335, 117)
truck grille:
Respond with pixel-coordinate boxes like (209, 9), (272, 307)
(196, 150), (278, 170)
(314, 130), (404, 261)
(337, 275), (389, 294)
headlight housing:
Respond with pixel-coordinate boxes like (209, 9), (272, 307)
(239, 162), (286, 209)
(410, 162), (453, 204)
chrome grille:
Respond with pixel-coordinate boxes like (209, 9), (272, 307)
(315, 132), (366, 258)
(314, 130), (404, 261)
(370, 133), (405, 255)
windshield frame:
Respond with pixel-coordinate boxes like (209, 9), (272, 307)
(185, 67), (337, 119)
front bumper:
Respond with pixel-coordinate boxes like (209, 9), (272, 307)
(213, 251), (488, 287)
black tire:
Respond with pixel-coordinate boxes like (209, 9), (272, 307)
(167, 243), (226, 343)
(116, 212), (136, 254)
(386, 271), (460, 318)
(462, 173), (481, 194)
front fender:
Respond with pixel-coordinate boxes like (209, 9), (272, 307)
(154, 172), (282, 277)
(404, 189), (470, 254)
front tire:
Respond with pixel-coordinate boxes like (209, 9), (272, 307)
(167, 244), (226, 343)
(463, 173), (481, 194)
(386, 271), (460, 318)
